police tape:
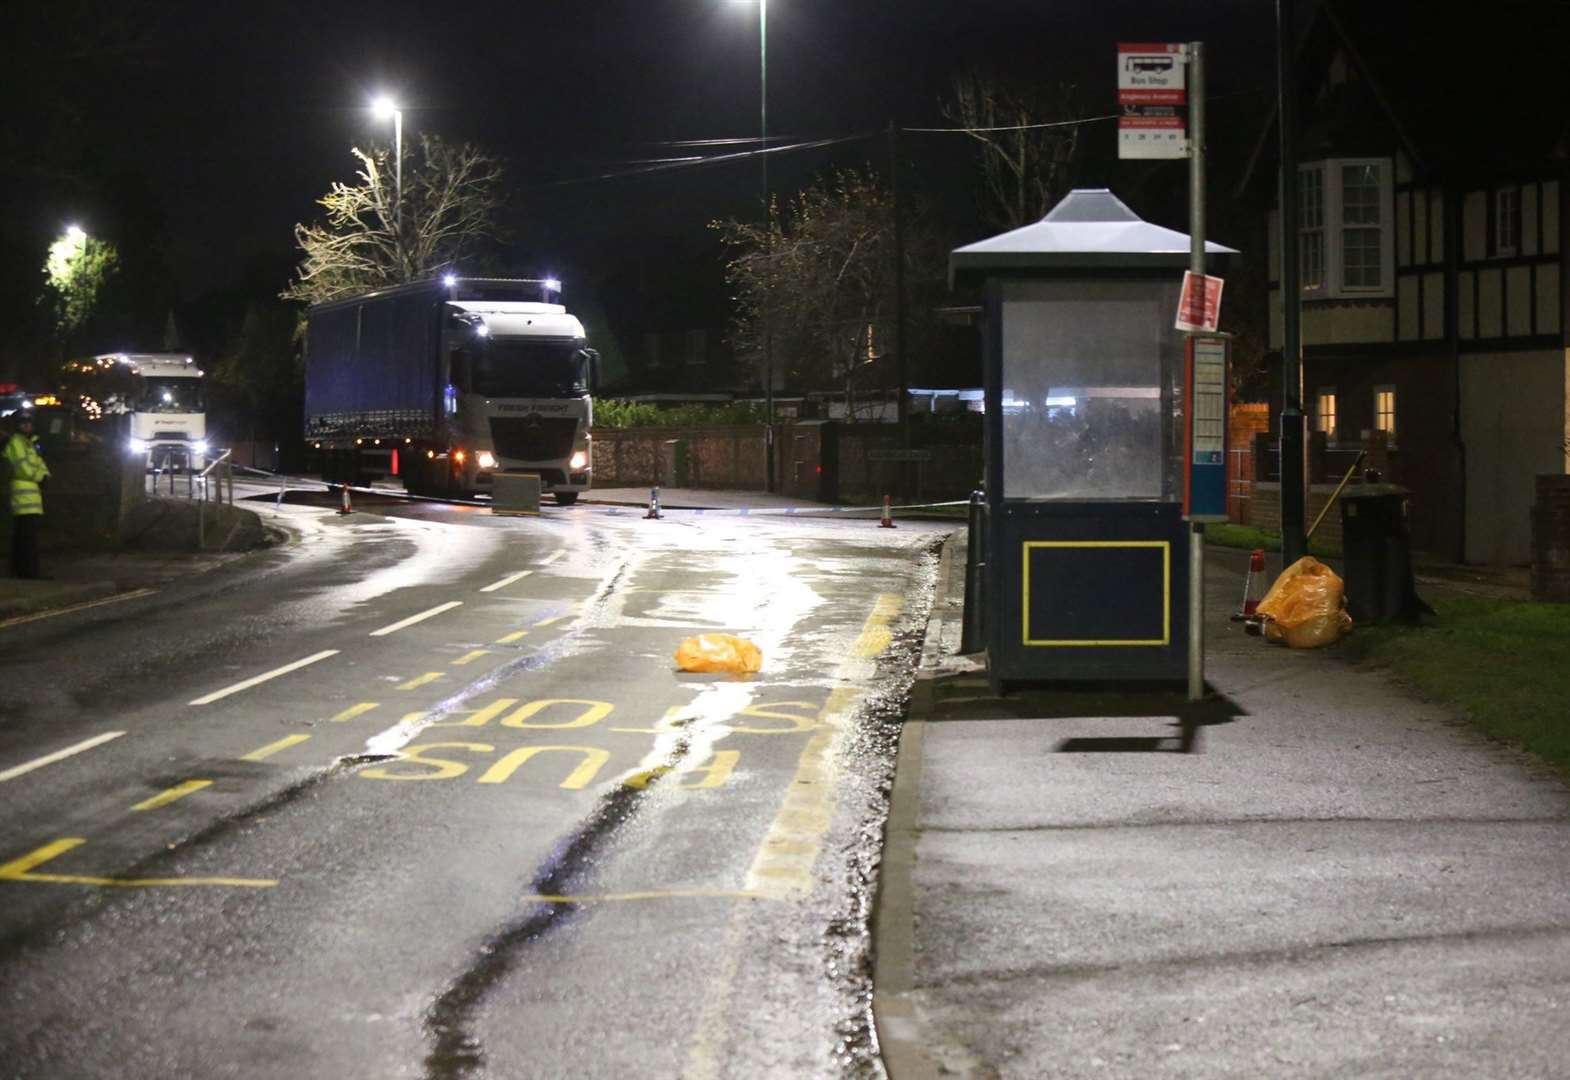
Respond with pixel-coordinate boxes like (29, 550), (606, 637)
(593, 499), (968, 518)
(233, 466), (967, 518)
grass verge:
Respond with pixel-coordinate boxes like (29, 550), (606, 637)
(1341, 593), (1570, 778)
(1207, 522), (1341, 559)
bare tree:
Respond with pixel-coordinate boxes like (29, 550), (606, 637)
(943, 69), (1084, 230)
(714, 169), (902, 417)
(283, 135), (505, 305)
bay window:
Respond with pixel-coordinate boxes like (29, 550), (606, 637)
(1296, 158), (1394, 298)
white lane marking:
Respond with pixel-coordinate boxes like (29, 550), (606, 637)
(479, 570), (533, 593)
(540, 550), (565, 566)
(369, 601), (464, 637)
(0, 731), (126, 783)
(188, 650), (341, 706)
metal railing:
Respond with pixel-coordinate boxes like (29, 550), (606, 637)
(196, 450), (234, 550)
(146, 449), (234, 550)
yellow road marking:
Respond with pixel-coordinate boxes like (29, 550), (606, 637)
(851, 593), (904, 657)
(189, 650), (340, 706)
(330, 702), (379, 723)
(0, 731), (125, 784)
(0, 588), (156, 631)
(533, 615), (564, 627)
(521, 889), (767, 905)
(0, 838), (276, 888)
(741, 682), (860, 900)
(688, 599), (890, 1077)
(130, 779), (211, 812)
(611, 705), (688, 734)
(494, 630), (528, 644)
(429, 698), (516, 728)
(451, 650), (490, 666)
(240, 735), (311, 762)
(398, 672), (444, 690)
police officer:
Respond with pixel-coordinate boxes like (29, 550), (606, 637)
(4, 409), (50, 578)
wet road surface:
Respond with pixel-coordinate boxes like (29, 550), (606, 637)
(0, 483), (949, 1078)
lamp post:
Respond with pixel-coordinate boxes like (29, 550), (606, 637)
(735, 0), (774, 490)
(372, 96), (403, 264)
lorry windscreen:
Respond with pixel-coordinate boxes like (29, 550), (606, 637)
(139, 377), (204, 412)
(476, 341), (587, 397)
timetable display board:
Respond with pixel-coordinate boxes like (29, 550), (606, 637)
(1182, 334), (1229, 522)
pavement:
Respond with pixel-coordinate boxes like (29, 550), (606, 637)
(875, 535), (1570, 1078)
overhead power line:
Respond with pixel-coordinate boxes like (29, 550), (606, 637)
(536, 132), (876, 189)
(902, 113), (1119, 134)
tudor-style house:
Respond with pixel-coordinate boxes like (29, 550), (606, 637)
(1255, 1), (1570, 564)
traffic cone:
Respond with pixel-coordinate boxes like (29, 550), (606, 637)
(1231, 548), (1266, 621)
(645, 485), (662, 520)
(337, 482), (354, 515)
(879, 494), (897, 528)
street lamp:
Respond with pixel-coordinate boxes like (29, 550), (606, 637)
(734, 0), (773, 489)
(372, 95), (403, 241)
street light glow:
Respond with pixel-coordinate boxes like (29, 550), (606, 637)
(65, 224), (86, 242)
(443, 273), (458, 288)
(544, 277), (561, 294)
(371, 96), (399, 120)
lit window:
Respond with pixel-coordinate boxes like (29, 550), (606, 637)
(1496, 186), (1521, 257)
(1374, 386), (1396, 440)
(1296, 158), (1392, 297)
(1316, 389), (1337, 439)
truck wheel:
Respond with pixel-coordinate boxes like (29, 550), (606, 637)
(554, 491), (579, 507)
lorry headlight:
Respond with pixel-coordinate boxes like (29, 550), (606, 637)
(476, 451), (497, 470)
(128, 437), (147, 453)
(193, 440), (209, 455)
(569, 450), (588, 470)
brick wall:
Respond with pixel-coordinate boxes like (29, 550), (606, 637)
(1228, 403), (1271, 523)
(590, 422), (982, 502)
(1247, 482), (1346, 553)
(590, 427), (767, 488)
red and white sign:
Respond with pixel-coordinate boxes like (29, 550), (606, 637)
(1117, 43), (1187, 104)
(1118, 42), (1189, 160)
(1176, 271), (1224, 333)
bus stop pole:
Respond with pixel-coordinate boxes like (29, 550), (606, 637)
(1187, 40), (1207, 704)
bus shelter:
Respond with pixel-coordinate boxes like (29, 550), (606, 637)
(950, 189), (1237, 689)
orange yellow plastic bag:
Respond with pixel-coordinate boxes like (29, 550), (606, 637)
(675, 633), (763, 673)
(1255, 556), (1353, 649)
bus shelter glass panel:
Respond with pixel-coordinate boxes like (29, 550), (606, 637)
(999, 278), (1184, 500)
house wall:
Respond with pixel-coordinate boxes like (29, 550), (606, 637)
(1266, 171), (1568, 564)
(1460, 348), (1570, 565)
(1304, 350), (1462, 557)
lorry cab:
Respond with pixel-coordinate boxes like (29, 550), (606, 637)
(441, 301), (595, 503)
(101, 353), (208, 471)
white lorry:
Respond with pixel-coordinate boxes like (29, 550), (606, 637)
(102, 353), (208, 471)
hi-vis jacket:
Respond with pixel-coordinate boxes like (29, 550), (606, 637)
(4, 430), (50, 516)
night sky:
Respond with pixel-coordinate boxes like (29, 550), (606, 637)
(1, 0), (1277, 379)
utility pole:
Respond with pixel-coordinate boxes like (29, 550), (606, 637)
(1277, 0), (1307, 564)
(1187, 41), (1207, 704)
(888, 122), (910, 494)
